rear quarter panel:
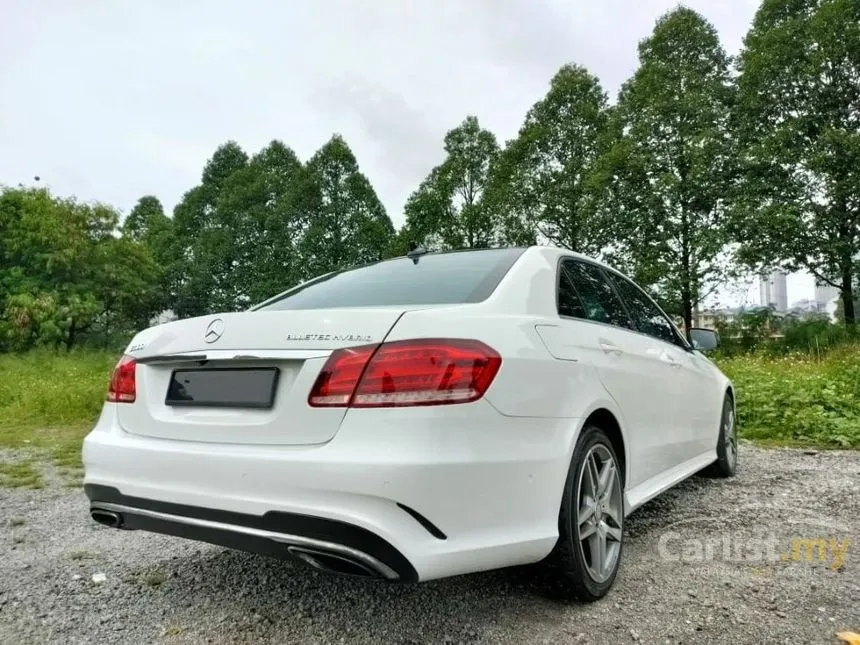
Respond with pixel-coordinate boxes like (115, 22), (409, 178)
(384, 246), (610, 423)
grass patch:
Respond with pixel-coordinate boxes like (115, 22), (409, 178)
(142, 568), (168, 587)
(716, 346), (860, 449)
(0, 461), (44, 488)
(68, 549), (93, 561)
(162, 624), (184, 637)
(0, 349), (117, 470)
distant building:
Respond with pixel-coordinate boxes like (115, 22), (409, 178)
(807, 280), (840, 321)
(759, 271), (788, 312)
(692, 307), (741, 330)
(814, 282), (840, 307)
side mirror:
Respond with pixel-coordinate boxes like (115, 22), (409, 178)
(689, 328), (719, 351)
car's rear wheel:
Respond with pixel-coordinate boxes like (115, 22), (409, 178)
(542, 424), (624, 601)
(702, 393), (737, 478)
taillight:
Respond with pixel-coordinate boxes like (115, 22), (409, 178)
(308, 339), (502, 408)
(107, 355), (137, 403)
(306, 345), (377, 407)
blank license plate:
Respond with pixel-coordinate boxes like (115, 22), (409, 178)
(165, 367), (280, 409)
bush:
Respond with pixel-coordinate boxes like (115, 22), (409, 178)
(714, 310), (859, 358)
(716, 348), (860, 448)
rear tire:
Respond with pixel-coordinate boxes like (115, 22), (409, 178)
(541, 424), (624, 601)
(702, 393), (737, 478)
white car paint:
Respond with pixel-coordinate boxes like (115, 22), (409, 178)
(82, 246), (733, 585)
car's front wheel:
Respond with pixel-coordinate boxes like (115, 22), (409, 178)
(543, 424), (624, 601)
(703, 393), (738, 478)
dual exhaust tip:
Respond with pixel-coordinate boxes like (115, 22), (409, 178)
(89, 508), (386, 580)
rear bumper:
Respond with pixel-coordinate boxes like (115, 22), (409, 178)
(86, 484), (416, 581)
(83, 402), (579, 581)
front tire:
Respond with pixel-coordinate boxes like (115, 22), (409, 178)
(702, 393), (737, 478)
(542, 424), (624, 601)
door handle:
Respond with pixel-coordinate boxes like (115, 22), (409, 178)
(599, 342), (623, 356)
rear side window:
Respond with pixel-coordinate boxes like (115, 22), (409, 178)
(558, 268), (588, 319)
(256, 248), (526, 311)
(607, 272), (686, 347)
(559, 260), (633, 330)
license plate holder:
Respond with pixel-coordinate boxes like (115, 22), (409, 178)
(164, 367), (280, 409)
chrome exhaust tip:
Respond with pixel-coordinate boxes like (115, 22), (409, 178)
(91, 509), (123, 529)
(287, 546), (382, 579)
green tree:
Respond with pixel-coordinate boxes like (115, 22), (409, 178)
(172, 142), (249, 317)
(300, 135), (394, 277)
(403, 116), (499, 250)
(733, 0), (860, 325)
(0, 187), (162, 350)
(604, 8), (737, 331)
(93, 235), (163, 344)
(123, 196), (166, 242)
(219, 140), (318, 306)
(484, 65), (612, 254)
(122, 196), (175, 326)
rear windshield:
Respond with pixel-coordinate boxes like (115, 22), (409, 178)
(255, 248), (526, 311)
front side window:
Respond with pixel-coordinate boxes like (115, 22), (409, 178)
(560, 260), (633, 330)
(607, 272), (686, 347)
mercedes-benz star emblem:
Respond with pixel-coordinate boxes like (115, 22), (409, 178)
(204, 318), (225, 344)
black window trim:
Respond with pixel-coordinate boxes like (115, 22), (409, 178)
(554, 255), (692, 351)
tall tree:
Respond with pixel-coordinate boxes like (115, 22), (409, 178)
(403, 116), (499, 249)
(171, 141), (249, 317)
(300, 135), (394, 277)
(219, 140), (318, 307)
(605, 8), (736, 330)
(121, 196), (175, 328)
(733, 0), (860, 325)
(484, 65), (612, 254)
(123, 196), (166, 242)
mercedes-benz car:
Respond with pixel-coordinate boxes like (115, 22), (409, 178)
(83, 245), (737, 601)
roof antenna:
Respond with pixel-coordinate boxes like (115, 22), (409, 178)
(406, 242), (430, 265)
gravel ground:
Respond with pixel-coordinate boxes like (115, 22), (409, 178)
(1, 443), (858, 645)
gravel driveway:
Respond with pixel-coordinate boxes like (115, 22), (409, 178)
(1, 444), (858, 645)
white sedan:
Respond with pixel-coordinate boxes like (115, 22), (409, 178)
(83, 245), (737, 601)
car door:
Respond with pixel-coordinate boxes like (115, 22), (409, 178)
(555, 259), (683, 490)
(604, 270), (716, 463)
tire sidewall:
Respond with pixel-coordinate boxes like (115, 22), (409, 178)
(716, 395), (737, 476)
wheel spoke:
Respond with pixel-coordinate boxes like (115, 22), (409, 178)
(603, 504), (621, 528)
(586, 453), (599, 498)
(580, 521), (597, 540)
(597, 460), (615, 498)
(594, 532), (607, 577)
(579, 502), (595, 526)
(604, 523), (622, 542)
(599, 480), (615, 506)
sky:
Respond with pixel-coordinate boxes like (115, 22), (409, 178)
(0, 0), (817, 307)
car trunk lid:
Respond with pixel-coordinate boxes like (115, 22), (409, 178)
(116, 308), (405, 445)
